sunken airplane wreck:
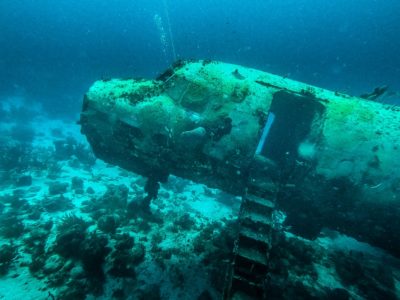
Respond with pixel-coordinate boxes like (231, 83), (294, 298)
(80, 60), (400, 299)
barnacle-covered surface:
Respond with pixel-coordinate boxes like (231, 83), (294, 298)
(82, 60), (400, 257)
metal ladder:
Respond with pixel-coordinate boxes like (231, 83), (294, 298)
(223, 173), (278, 300)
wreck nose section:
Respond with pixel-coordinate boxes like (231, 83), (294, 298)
(80, 78), (177, 182)
(80, 61), (270, 194)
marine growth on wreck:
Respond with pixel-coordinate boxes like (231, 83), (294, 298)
(80, 60), (400, 299)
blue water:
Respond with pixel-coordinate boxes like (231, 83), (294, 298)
(1, 0), (400, 117)
(1, 2), (400, 298)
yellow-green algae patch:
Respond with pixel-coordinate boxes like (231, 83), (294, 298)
(86, 79), (162, 112)
(317, 96), (400, 184)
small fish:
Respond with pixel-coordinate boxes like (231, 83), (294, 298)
(360, 85), (388, 101)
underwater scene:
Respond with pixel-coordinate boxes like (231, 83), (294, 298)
(1, 1), (400, 299)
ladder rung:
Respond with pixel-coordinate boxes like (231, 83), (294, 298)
(236, 245), (268, 265)
(239, 226), (270, 244)
(246, 193), (275, 209)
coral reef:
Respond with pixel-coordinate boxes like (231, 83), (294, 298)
(53, 136), (96, 166)
(101, 184), (129, 210)
(97, 214), (121, 234)
(54, 214), (90, 259)
(71, 176), (84, 194)
(48, 181), (69, 195)
(0, 141), (33, 171)
(0, 211), (25, 238)
(80, 232), (111, 293)
(40, 195), (74, 212)
(109, 234), (144, 278)
(0, 243), (17, 275)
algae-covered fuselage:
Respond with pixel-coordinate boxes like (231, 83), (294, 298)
(81, 60), (400, 257)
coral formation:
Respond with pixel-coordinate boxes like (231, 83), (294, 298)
(41, 195), (74, 212)
(101, 184), (129, 209)
(71, 176), (84, 194)
(54, 214), (90, 259)
(48, 181), (69, 195)
(0, 243), (17, 275)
